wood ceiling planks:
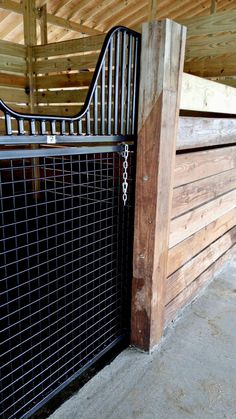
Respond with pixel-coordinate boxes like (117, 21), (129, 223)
(0, 0), (236, 44)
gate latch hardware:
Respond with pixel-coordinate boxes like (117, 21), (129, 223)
(47, 135), (56, 144)
(121, 143), (129, 206)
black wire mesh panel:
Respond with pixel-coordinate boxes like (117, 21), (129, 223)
(0, 149), (134, 418)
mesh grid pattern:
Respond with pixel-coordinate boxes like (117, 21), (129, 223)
(0, 151), (134, 418)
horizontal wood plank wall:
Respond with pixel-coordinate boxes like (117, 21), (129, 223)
(32, 35), (105, 117)
(0, 40), (28, 133)
(182, 10), (236, 82)
(165, 117), (236, 325)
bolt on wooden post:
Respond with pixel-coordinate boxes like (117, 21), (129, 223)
(131, 19), (186, 351)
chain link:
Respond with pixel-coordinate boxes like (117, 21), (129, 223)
(121, 143), (129, 206)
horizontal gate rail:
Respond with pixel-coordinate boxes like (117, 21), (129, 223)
(0, 135), (134, 145)
(0, 145), (127, 160)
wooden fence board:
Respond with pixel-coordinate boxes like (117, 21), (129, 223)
(33, 34), (105, 58)
(34, 54), (99, 74)
(168, 208), (236, 276)
(174, 146), (236, 187)
(0, 74), (26, 89)
(165, 244), (236, 325)
(0, 55), (26, 74)
(36, 73), (93, 89)
(0, 39), (26, 58)
(166, 227), (236, 305)
(180, 73), (236, 114)
(169, 189), (236, 248)
(172, 168), (236, 218)
(0, 87), (28, 103)
(184, 54), (236, 78)
(177, 117), (236, 150)
(36, 89), (87, 104)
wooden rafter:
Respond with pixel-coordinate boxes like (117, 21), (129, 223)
(0, 0), (102, 36)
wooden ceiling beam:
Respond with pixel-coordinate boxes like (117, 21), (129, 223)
(210, 0), (217, 14)
(0, 0), (102, 36)
(0, 0), (22, 14)
(148, 0), (158, 21)
(46, 14), (102, 35)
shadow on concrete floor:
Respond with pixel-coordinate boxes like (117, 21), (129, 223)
(49, 257), (236, 419)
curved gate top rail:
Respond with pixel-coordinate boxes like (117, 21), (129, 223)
(0, 26), (141, 139)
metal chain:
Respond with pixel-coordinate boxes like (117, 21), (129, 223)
(121, 143), (129, 206)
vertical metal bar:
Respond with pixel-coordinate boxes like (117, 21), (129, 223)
(126, 34), (133, 135)
(61, 120), (66, 135)
(107, 38), (113, 136)
(18, 119), (24, 135)
(131, 37), (140, 135)
(40, 120), (46, 135)
(30, 119), (36, 135)
(78, 119), (82, 135)
(5, 113), (12, 135)
(120, 30), (126, 135)
(101, 61), (105, 135)
(69, 121), (74, 135)
(86, 110), (91, 135)
(93, 87), (98, 135)
(114, 31), (120, 135)
(51, 120), (56, 135)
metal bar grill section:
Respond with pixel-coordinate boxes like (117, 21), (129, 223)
(0, 26), (141, 138)
(0, 148), (135, 418)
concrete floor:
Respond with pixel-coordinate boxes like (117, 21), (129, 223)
(49, 257), (236, 419)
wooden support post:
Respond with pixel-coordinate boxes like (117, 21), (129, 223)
(39, 4), (48, 45)
(131, 19), (186, 351)
(210, 0), (217, 14)
(23, 0), (40, 198)
(148, 0), (158, 21)
(23, 0), (36, 111)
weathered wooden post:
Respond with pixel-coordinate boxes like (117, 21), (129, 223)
(131, 19), (186, 351)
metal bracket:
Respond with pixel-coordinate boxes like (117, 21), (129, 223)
(47, 135), (56, 144)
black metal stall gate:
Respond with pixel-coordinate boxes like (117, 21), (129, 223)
(0, 27), (141, 418)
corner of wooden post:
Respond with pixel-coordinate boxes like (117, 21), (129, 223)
(131, 19), (186, 351)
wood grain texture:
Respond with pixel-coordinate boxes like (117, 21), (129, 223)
(181, 9), (236, 36)
(169, 189), (236, 248)
(168, 208), (236, 276)
(166, 226), (236, 305)
(36, 89), (87, 104)
(174, 146), (236, 187)
(34, 53), (99, 74)
(0, 39), (26, 57)
(177, 117), (236, 150)
(36, 73), (93, 89)
(165, 244), (236, 325)
(184, 54), (236, 78)
(180, 73), (236, 114)
(0, 55), (26, 74)
(131, 19), (186, 351)
(185, 32), (236, 59)
(172, 168), (236, 219)
(0, 73), (26, 88)
(33, 34), (105, 58)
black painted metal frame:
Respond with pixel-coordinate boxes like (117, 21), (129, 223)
(0, 26), (141, 140)
(0, 26), (141, 419)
